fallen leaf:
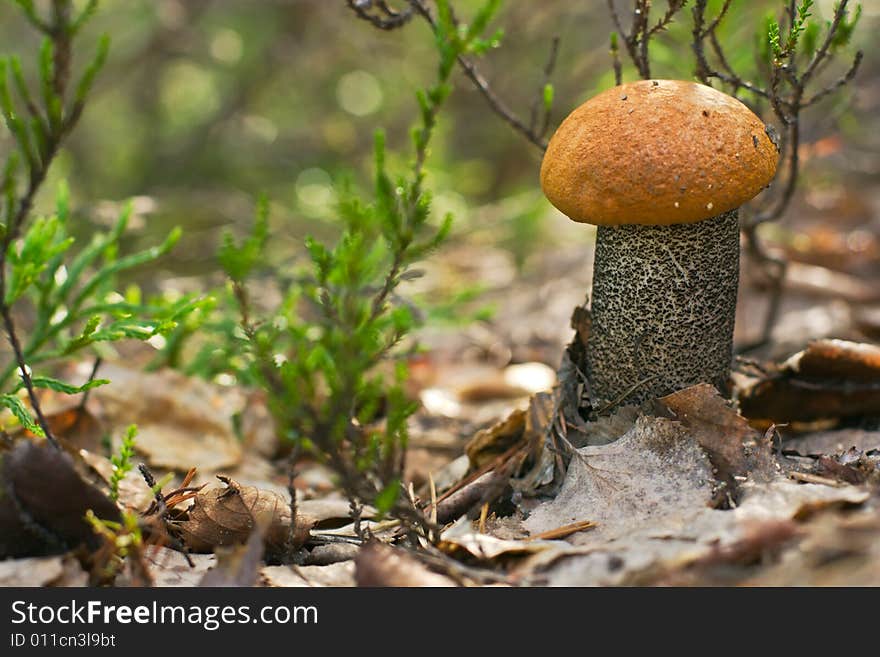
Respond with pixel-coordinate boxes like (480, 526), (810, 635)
(688, 520), (802, 569)
(853, 305), (880, 342)
(465, 407), (526, 468)
(660, 384), (776, 503)
(661, 384), (753, 477)
(530, 477), (868, 586)
(175, 476), (312, 558)
(239, 392), (281, 459)
(0, 440), (121, 558)
(783, 261), (879, 303)
(523, 415), (716, 542)
(796, 340), (880, 381)
(439, 517), (567, 562)
(813, 455), (867, 485)
(740, 340), (880, 423)
(572, 405), (640, 448)
(77, 448), (154, 512)
(32, 404), (106, 454)
(86, 363), (243, 471)
(427, 362), (555, 405)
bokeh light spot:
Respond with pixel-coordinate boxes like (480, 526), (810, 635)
(336, 70), (383, 116)
(211, 28), (244, 64)
(296, 168), (335, 208)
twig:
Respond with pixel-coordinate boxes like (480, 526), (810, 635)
(610, 32), (623, 85)
(607, 0), (688, 81)
(284, 445), (302, 559)
(789, 471), (842, 487)
(1, 306), (57, 447)
(75, 357), (102, 414)
(346, 0), (414, 30)
(138, 463), (195, 567)
(525, 519), (597, 541)
(349, 0), (551, 151)
(0, 2), (103, 449)
(529, 36), (560, 140)
(691, 0), (862, 348)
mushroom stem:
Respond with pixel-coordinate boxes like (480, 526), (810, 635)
(585, 209), (740, 409)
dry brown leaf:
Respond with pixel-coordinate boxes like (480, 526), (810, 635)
(87, 363), (243, 471)
(574, 405), (640, 448)
(26, 403), (106, 454)
(0, 440), (121, 558)
(661, 384), (754, 477)
(783, 261), (880, 303)
(531, 477), (869, 586)
(176, 476), (312, 558)
(439, 517), (568, 562)
(854, 306), (880, 342)
(660, 384), (776, 502)
(355, 541), (458, 587)
(239, 392), (280, 458)
(797, 340), (880, 381)
(78, 448), (154, 512)
(740, 340), (880, 423)
(465, 407), (526, 468)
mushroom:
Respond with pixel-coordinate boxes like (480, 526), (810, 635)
(540, 79), (778, 409)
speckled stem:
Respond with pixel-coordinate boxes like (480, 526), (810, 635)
(585, 209), (740, 409)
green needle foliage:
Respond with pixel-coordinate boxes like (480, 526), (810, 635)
(764, 0), (860, 65)
(0, 1), (200, 441)
(109, 424), (137, 502)
(210, 0), (503, 537)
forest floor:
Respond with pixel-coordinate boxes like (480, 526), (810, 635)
(2, 161), (879, 587)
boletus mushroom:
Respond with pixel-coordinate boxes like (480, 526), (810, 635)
(541, 79), (779, 410)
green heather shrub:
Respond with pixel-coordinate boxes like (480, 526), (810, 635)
(1, 1), (199, 442)
(191, 0), (506, 536)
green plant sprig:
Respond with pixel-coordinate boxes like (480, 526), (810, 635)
(215, 0), (504, 539)
(0, 1), (200, 442)
(109, 424), (137, 502)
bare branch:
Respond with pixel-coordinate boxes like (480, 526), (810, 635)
(529, 36), (560, 140)
(802, 0), (851, 85)
(690, 0), (863, 347)
(350, 0), (551, 150)
(607, 0), (688, 80)
(345, 0), (414, 30)
(802, 49), (862, 107)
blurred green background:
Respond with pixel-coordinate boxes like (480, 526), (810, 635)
(0, 0), (877, 292)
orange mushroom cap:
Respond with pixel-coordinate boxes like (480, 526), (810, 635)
(540, 79), (779, 226)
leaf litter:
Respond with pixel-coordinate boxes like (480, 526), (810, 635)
(513, 384), (873, 585)
(3, 248), (880, 586)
